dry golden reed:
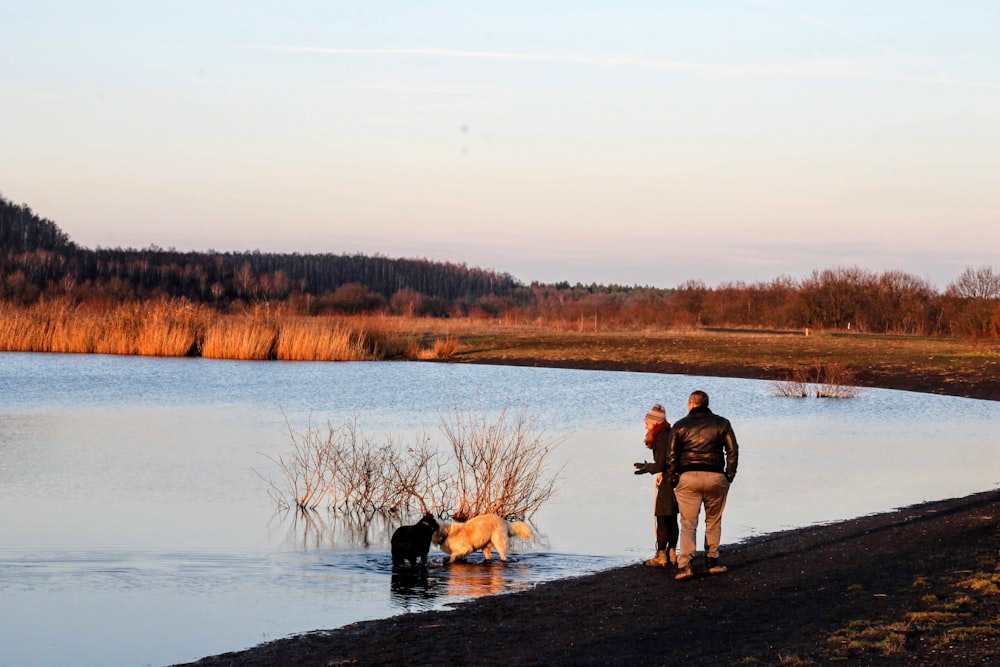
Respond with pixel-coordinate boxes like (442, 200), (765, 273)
(0, 299), (204, 356)
(275, 317), (378, 361)
(201, 316), (278, 360)
(0, 300), (389, 361)
(416, 335), (461, 359)
(134, 301), (203, 357)
(349, 314), (429, 359)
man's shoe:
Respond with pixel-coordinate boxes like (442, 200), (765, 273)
(644, 550), (667, 567)
(674, 565), (694, 580)
(667, 548), (677, 565)
(706, 557), (728, 574)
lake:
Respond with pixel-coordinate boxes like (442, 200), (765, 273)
(1, 352), (998, 666)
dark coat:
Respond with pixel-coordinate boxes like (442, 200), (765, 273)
(667, 405), (739, 486)
(637, 421), (678, 516)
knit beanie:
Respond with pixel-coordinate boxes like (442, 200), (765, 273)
(646, 403), (666, 424)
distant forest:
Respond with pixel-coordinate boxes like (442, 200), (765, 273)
(2, 192), (999, 338)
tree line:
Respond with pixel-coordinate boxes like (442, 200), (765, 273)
(1, 192), (520, 314)
(2, 192), (999, 337)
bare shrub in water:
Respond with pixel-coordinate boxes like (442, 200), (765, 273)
(259, 415), (439, 515)
(259, 416), (345, 511)
(440, 404), (563, 520)
(331, 420), (402, 515)
(813, 362), (860, 398)
(261, 406), (562, 520)
(385, 433), (455, 514)
(772, 367), (811, 397)
(773, 363), (860, 399)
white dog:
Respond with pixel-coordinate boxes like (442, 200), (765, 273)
(432, 514), (532, 562)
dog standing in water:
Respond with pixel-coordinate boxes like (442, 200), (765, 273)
(390, 513), (440, 569)
(432, 514), (532, 562)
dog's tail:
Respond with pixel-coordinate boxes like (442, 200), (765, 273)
(508, 520), (532, 540)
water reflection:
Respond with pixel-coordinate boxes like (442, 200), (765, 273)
(272, 508), (398, 550)
(390, 570), (441, 611)
(387, 554), (570, 614)
(440, 559), (533, 598)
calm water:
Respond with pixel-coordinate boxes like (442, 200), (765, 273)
(1, 352), (998, 666)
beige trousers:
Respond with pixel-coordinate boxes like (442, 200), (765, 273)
(674, 471), (731, 568)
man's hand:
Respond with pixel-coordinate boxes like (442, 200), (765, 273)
(633, 461), (649, 474)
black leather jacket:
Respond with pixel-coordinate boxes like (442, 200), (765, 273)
(667, 406), (739, 484)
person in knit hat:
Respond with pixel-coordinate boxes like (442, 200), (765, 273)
(646, 404), (666, 425)
(633, 403), (679, 567)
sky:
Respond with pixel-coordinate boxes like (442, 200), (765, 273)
(2, 1), (998, 290)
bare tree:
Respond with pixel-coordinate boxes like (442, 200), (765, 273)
(945, 266), (1000, 337)
(948, 266), (1000, 300)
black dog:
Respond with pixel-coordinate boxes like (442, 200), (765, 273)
(390, 513), (440, 569)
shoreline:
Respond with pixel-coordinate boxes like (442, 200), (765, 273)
(176, 359), (1000, 666)
(440, 353), (1000, 404)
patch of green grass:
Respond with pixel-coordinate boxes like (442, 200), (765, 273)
(952, 595), (976, 608)
(906, 610), (962, 625)
(959, 571), (1000, 595)
(828, 620), (910, 657)
(944, 624), (999, 642)
(824, 568), (999, 661)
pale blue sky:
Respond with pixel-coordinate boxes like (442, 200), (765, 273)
(3, 1), (998, 289)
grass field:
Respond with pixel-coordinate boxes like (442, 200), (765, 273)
(438, 324), (1000, 401)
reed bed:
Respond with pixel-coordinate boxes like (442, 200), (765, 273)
(275, 317), (378, 361)
(133, 302), (204, 357)
(0, 301), (496, 361)
(0, 299), (204, 356)
(0, 300), (394, 361)
(201, 316), (278, 360)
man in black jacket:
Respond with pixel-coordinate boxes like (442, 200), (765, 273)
(667, 390), (739, 580)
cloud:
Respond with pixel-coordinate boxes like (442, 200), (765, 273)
(341, 81), (515, 97)
(264, 45), (1000, 89)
